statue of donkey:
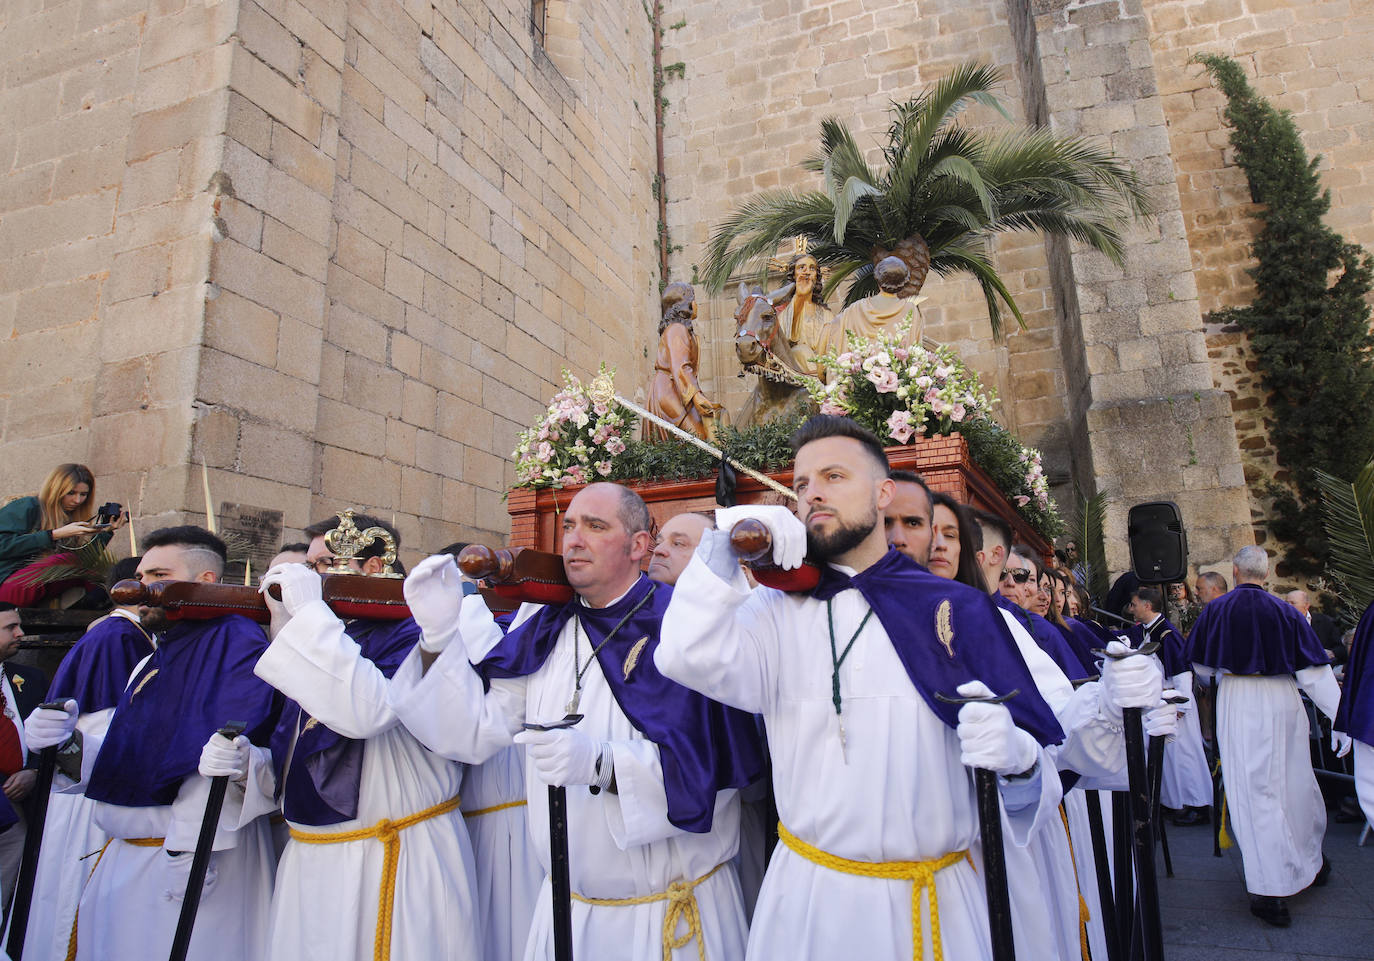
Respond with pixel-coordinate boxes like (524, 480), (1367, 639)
(733, 282), (815, 427)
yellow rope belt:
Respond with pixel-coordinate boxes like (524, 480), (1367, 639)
(777, 821), (968, 961)
(462, 798), (527, 819)
(570, 861), (726, 961)
(289, 794), (461, 961)
(65, 837), (165, 961)
(1058, 805), (1092, 961)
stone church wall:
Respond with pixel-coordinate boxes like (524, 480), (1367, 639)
(1, 0), (658, 561)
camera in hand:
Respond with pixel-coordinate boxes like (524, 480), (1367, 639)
(92, 502), (123, 527)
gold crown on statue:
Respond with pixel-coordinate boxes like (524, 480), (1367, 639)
(766, 235), (817, 274)
(322, 510), (401, 577)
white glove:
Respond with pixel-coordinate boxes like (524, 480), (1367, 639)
(1144, 695), (1182, 738)
(714, 504), (807, 570)
(1100, 641), (1164, 711)
(1332, 731), (1353, 758)
(162, 849), (218, 902)
(403, 554), (464, 653)
(198, 732), (251, 780)
(24, 699), (78, 750)
(954, 681), (1039, 777)
(261, 562), (324, 616)
(514, 727), (611, 788)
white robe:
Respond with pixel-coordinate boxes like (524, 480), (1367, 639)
(655, 557), (1062, 961)
(1160, 671), (1212, 809)
(998, 609), (1125, 961)
(390, 596), (749, 961)
(1206, 664), (1340, 896)
(255, 602), (483, 961)
(74, 732), (278, 961)
(12, 707), (115, 961)
(456, 596), (544, 961)
(1355, 740), (1374, 828)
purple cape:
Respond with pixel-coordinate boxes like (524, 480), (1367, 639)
(477, 575), (765, 834)
(993, 595), (1094, 682)
(1186, 583), (1330, 675)
(270, 618), (420, 826)
(86, 615), (282, 808)
(1126, 616), (1189, 678)
(1335, 601), (1374, 743)
(47, 614), (155, 714)
(814, 550), (1064, 746)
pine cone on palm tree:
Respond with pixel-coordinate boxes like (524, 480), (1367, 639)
(873, 234), (932, 299)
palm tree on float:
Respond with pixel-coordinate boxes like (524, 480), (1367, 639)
(701, 62), (1154, 339)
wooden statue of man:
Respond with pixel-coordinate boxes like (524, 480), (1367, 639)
(645, 281), (724, 442)
(836, 256), (927, 347)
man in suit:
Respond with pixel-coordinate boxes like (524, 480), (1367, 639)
(0, 601), (49, 910)
(1287, 590), (1345, 665)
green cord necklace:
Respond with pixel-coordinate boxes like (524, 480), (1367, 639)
(826, 598), (874, 754)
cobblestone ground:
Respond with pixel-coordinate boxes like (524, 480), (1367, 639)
(1158, 814), (1372, 960)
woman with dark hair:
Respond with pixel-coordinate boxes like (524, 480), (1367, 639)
(0, 463), (125, 606)
(926, 492), (986, 591)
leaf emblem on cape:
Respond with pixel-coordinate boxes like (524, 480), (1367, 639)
(935, 599), (955, 658)
(129, 668), (159, 700)
(623, 636), (649, 680)
(11, 676), (23, 693)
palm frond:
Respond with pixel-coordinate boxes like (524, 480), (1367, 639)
(701, 190), (837, 290)
(928, 241), (1026, 339)
(830, 174), (885, 243)
(23, 539), (118, 588)
(1069, 487), (1111, 604)
(1316, 458), (1374, 618)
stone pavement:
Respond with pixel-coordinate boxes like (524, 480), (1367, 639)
(1158, 813), (1373, 960)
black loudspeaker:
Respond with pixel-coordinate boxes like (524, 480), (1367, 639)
(1127, 501), (1188, 584)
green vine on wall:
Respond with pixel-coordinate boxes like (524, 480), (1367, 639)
(1196, 54), (1374, 576)
(645, 3), (686, 289)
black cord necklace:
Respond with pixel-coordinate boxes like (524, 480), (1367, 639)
(566, 583), (657, 714)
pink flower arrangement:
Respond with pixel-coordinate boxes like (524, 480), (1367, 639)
(513, 366), (633, 489)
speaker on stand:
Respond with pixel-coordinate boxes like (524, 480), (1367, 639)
(1128, 501), (1188, 585)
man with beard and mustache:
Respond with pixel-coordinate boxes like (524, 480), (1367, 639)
(391, 482), (765, 961)
(655, 415), (1161, 961)
(25, 526), (281, 961)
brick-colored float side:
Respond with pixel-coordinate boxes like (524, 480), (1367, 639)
(506, 434), (1051, 558)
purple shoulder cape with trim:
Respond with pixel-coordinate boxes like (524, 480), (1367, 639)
(269, 618), (420, 826)
(1186, 583), (1330, 675)
(47, 614), (155, 714)
(993, 594), (1094, 681)
(1126, 616), (1190, 678)
(1335, 601), (1374, 744)
(476, 574), (765, 834)
(815, 550), (1063, 746)
(86, 615), (282, 808)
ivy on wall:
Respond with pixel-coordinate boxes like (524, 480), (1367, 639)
(1197, 54), (1374, 576)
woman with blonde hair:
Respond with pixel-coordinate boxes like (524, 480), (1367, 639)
(0, 463), (124, 606)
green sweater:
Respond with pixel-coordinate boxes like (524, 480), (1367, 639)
(0, 496), (112, 585)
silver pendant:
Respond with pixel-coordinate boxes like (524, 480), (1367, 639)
(565, 690), (581, 715)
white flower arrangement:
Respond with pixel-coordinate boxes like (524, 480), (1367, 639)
(512, 365), (631, 489)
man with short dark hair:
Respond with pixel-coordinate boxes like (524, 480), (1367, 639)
(883, 469), (934, 566)
(16, 557), (155, 960)
(394, 482), (764, 961)
(656, 414), (1081, 960)
(256, 513), (482, 961)
(0, 602), (33, 907)
(25, 525), (281, 961)
(1188, 545), (1346, 926)
(1127, 586), (1211, 825)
